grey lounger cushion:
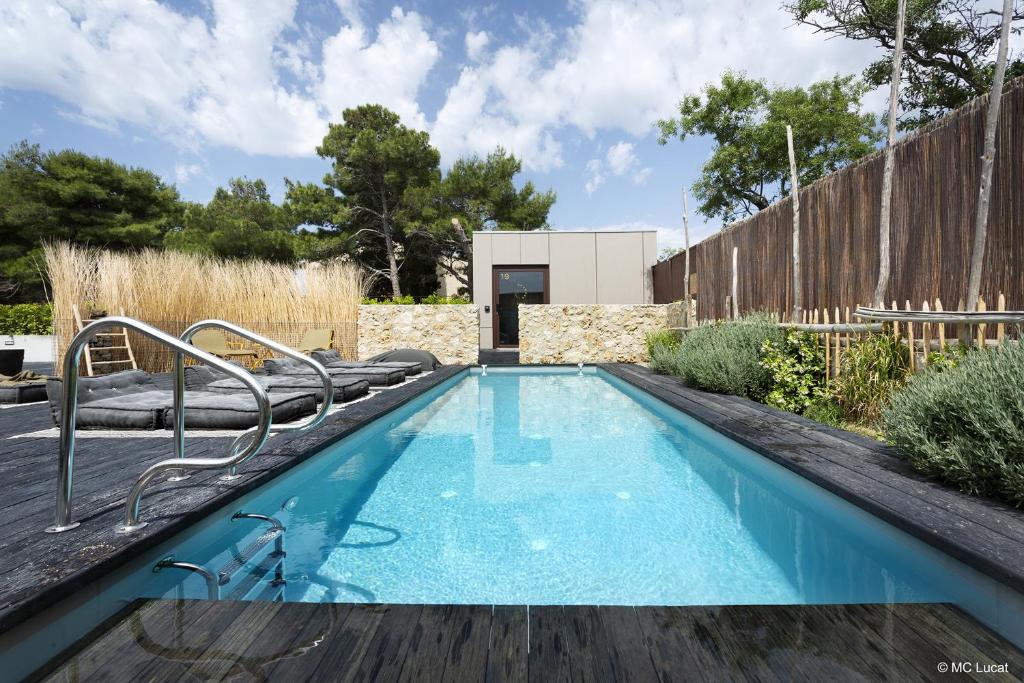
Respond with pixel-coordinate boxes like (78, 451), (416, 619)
(311, 349), (422, 375)
(0, 382), (47, 404)
(185, 364), (369, 402)
(163, 391), (316, 430)
(47, 371), (167, 429)
(264, 357), (405, 386)
(367, 348), (442, 370)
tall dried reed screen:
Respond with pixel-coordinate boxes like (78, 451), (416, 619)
(44, 243), (365, 374)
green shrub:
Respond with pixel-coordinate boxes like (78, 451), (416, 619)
(804, 397), (844, 427)
(361, 295), (469, 305)
(654, 314), (783, 401)
(420, 294), (470, 304)
(882, 343), (1024, 506)
(361, 295), (415, 305)
(760, 330), (828, 413)
(833, 333), (910, 423)
(646, 329), (680, 356)
(925, 343), (968, 372)
(0, 303), (53, 335)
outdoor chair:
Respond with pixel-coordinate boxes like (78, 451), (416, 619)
(298, 328), (334, 354)
(190, 329), (259, 366)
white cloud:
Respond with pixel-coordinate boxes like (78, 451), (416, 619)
(431, 0), (879, 170)
(0, 1), (439, 156)
(583, 158), (604, 195)
(582, 141), (651, 194)
(174, 163), (203, 184)
(465, 30), (490, 61)
(318, 7), (439, 130)
(0, 0), (880, 168)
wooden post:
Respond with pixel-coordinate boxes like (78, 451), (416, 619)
(873, 0), (907, 307)
(682, 189), (691, 328)
(731, 246), (739, 320)
(935, 298), (946, 349)
(967, 0), (1014, 311)
(786, 124), (801, 320)
(922, 300), (931, 364)
(892, 301), (900, 339)
(957, 297), (967, 346)
(905, 300), (916, 371)
(823, 308), (831, 380)
(977, 296), (988, 347)
(998, 292), (1006, 342)
(834, 307), (841, 378)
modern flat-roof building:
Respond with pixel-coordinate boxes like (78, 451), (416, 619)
(472, 230), (658, 349)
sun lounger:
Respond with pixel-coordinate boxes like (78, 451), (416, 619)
(184, 365), (370, 403)
(263, 356), (405, 386)
(310, 349), (423, 375)
(46, 369), (316, 430)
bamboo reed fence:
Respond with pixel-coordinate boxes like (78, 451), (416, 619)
(44, 243), (366, 375)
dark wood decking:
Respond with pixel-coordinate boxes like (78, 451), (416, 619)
(39, 600), (1024, 682)
(0, 367), (467, 633)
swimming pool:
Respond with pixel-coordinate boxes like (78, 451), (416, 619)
(9, 366), (1024, 678)
(140, 368), (1023, 616)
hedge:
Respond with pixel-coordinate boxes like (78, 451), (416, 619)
(0, 303), (53, 335)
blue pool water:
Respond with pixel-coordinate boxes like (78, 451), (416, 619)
(141, 368), (1017, 617)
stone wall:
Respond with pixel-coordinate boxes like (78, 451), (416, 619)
(358, 305), (478, 365)
(519, 303), (683, 364)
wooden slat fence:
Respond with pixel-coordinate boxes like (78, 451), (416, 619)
(653, 77), (1024, 325)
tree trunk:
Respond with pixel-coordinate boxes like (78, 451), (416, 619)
(382, 219), (402, 298)
(681, 189), (691, 327)
(451, 218), (473, 297)
(967, 0), (1013, 311)
(873, 0), (907, 307)
(786, 124), (801, 320)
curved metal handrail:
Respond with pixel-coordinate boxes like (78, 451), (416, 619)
(46, 317), (273, 534)
(175, 321), (334, 479)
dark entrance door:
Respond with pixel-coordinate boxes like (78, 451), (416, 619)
(492, 266), (549, 347)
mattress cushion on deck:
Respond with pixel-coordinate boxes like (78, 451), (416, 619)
(74, 390), (168, 429)
(162, 391), (316, 429)
(311, 349), (423, 375)
(264, 357), (403, 386)
(204, 375), (369, 402)
(325, 366), (404, 386)
(367, 348), (442, 370)
(46, 371), (165, 429)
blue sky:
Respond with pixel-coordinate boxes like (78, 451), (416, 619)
(0, 0), (893, 249)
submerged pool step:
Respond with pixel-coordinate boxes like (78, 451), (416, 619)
(154, 510), (287, 601)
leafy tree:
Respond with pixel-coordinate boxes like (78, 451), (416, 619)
(412, 148), (556, 295)
(0, 141), (180, 300)
(309, 104), (442, 298)
(657, 72), (880, 222)
(164, 178), (297, 262)
(785, 0), (1024, 129)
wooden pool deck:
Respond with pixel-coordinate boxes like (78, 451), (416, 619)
(40, 600), (1024, 682)
(3, 363), (1024, 680)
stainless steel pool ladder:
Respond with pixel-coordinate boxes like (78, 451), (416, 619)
(152, 511), (287, 600)
(47, 317), (333, 534)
